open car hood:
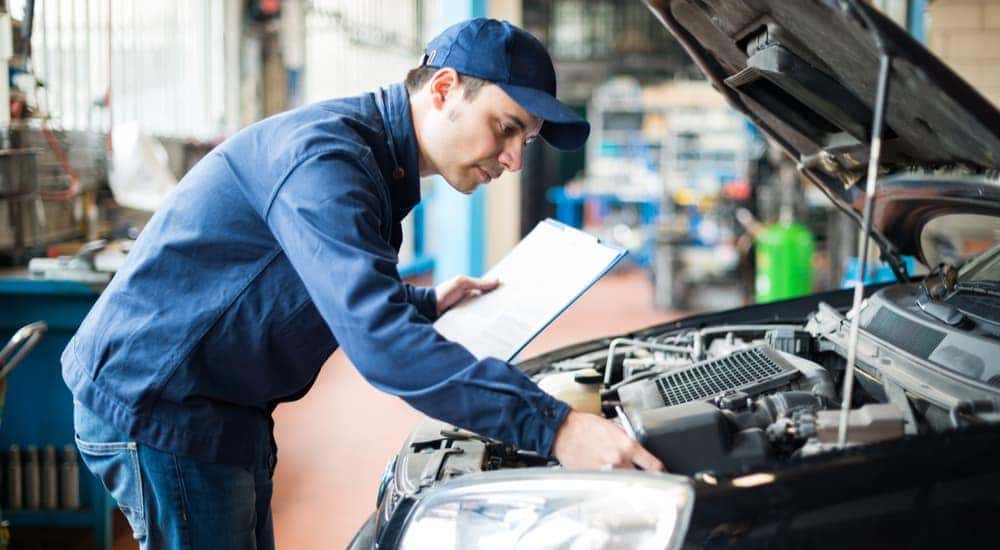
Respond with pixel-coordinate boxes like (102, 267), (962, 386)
(642, 0), (1000, 267)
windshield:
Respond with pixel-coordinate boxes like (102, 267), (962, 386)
(958, 242), (1000, 285)
(920, 214), (1000, 268)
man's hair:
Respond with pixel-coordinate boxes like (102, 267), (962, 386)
(404, 66), (489, 100)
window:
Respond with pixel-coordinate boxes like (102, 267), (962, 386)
(24, 0), (232, 139)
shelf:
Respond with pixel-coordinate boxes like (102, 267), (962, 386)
(2, 506), (98, 528)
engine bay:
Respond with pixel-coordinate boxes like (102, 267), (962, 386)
(531, 282), (1000, 476)
(535, 321), (899, 476)
(394, 282), (1000, 490)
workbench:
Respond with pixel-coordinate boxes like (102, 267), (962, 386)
(0, 271), (114, 550)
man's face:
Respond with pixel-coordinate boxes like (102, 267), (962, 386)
(420, 73), (543, 194)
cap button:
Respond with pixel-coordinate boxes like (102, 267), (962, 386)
(393, 166), (405, 180)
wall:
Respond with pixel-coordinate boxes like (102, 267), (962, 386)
(25, 0), (233, 139)
(925, 0), (1000, 107)
(486, 0), (525, 267)
(303, 1), (423, 101)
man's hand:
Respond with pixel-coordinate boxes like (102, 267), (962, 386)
(434, 275), (500, 316)
(552, 410), (665, 472)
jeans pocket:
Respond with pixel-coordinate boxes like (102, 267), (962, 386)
(75, 436), (147, 540)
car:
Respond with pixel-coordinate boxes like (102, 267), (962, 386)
(350, 1), (1000, 548)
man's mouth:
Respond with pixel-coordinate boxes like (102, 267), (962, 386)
(475, 166), (493, 183)
(476, 166), (502, 182)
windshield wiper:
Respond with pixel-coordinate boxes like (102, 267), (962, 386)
(954, 281), (1000, 298)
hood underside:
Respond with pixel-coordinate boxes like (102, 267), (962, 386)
(643, 0), (1000, 264)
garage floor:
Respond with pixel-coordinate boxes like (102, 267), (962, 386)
(109, 268), (680, 549)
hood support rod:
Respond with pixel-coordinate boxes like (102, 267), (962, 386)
(838, 32), (894, 447)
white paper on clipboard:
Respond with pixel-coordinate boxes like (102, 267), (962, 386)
(433, 219), (626, 361)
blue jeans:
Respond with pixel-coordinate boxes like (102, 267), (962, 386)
(73, 402), (276, 549)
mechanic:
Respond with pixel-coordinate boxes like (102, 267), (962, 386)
(62, 18), (663, 549)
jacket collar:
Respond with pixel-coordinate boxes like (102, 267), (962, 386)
(375, 83), (422, 221)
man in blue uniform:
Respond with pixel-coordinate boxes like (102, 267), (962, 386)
(64, 18), (663, 548)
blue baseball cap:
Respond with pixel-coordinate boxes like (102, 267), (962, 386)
(421, 18), (590, 151)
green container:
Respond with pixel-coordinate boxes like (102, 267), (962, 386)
(755, 222), (814, 303)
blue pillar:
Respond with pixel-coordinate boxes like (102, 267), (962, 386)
(431, 0), (488, 283)
(908, 0), (926, 43)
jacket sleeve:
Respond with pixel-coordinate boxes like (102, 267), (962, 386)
(264, 151), (571, 456)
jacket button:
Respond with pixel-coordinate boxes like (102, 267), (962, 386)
(393, 166), (405, 180)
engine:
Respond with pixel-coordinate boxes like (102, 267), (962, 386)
(398, 289), (999, 484)
(533, 321), (908, 476)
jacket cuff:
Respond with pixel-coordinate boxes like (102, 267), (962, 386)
(407, 285), (439, 321)
(528, 396), (572, 458)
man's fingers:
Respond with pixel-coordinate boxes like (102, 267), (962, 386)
(450, 275), (499, 294)
(631, 446), (666, 472)
(604, 438), (640, 470)
(463, 288), (483, 299)
(616, 434), (664, 472)
(471, 277), (500, 291)
(435, 275), (495, 314)
(552, 411), (666, 472)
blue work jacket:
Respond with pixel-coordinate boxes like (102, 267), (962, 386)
(62, 83), (571, 467)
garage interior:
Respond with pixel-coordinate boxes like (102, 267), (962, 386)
(0, 0), (997, 548)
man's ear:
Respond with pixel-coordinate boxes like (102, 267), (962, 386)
(429, 68), (460, 110)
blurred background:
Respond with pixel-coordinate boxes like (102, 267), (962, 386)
(0, 0), (997, 548)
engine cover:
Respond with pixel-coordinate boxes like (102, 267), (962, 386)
(627, 401), (771, 475)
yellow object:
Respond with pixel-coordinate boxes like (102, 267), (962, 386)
(537, 369), (602, 415)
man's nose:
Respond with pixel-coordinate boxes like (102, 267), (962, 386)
(498, 140), (524, 173)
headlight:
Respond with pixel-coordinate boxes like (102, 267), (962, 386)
(399, 470), (694, 550)
(377, 454), (397, 508)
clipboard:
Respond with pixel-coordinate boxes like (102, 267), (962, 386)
(433, 218), (626, 361)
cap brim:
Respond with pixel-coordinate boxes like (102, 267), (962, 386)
(497, 83), (590, 151)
